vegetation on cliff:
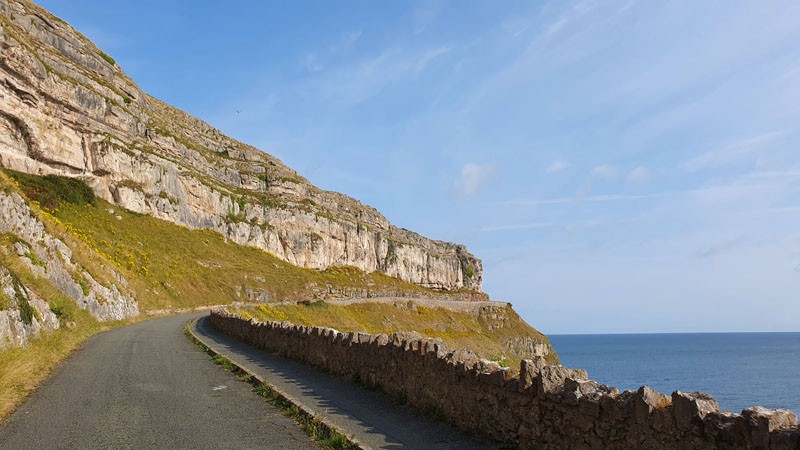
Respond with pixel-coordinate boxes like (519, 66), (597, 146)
(5, 170), (454, 311)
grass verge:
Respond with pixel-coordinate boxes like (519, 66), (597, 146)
(184, 322), (360, 450)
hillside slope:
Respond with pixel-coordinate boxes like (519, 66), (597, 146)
(0, 0), (481, 292)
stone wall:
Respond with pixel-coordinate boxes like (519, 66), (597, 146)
(210, 310), (800, 450)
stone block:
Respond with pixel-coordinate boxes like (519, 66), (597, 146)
(741, 406), (798, 449)
(633, 386), (670, 424)
(672, 391), (719, 429)
(537, 365), (588, 396)
(519, 357), (547, 392)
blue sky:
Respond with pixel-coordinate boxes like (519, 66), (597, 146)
(38, 0), (800, 333)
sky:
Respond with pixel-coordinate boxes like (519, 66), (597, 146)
(36, 0), (800, 334)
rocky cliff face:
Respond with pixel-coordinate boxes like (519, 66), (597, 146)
(0, 0), (482, 292)
(0, 264), (59, 348)
(0, 189), (138, 321)
(0, 186), (139, 346)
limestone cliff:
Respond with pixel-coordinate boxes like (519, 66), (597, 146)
(0, 0), (482, 291)
(0, 264), (59, 348)
(0, 186), (139, 347)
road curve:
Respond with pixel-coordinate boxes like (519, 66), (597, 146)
(0, 313), (318, 450)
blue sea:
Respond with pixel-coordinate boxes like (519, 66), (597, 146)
(549, 332), (800, 414)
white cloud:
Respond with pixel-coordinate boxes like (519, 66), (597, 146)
(545, 159), (571, 173)
(627, 166), (651, 184)
(329, 31), (362, 53)
(684, 130), (788, 171)
(302, 53), (323, 72)
(695, 235), (755, 259)
(415, 46), (451, 73)
(307, 46), (455, 105)
(501, 192), (665, 207)
(590, 164), (618, 181)
(575, 165), (619, 198)
(453, 163), (493, 198)
(480, 217), (640, 233)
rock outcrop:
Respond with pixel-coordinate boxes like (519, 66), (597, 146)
(0, 264), (58, 348)
(0, 0), (482, 291)
(0, 189), (138, 326)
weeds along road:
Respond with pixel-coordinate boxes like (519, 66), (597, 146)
(0, 313), (318, 450)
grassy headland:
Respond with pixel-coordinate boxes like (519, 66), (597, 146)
(229, 301), (559, 367)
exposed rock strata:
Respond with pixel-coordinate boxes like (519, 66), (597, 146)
(0, 264), (58, 348)
(212, 310), (800, 450)
(0, 190), (138, 323)
(0, 0), (482, 291)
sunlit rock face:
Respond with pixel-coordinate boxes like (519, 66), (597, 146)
(0, 0), (482, 292)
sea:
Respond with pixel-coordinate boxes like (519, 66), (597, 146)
(549, 332), (800, 414)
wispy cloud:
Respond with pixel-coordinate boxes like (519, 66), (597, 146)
(480, 217), (639, 233)
(329, 31), (362, 53)
(309, 46), (453, 105)
(684, 130), (789, 171)
(415, 47), (451, 73)
(302, 53), (323, 72)
(590, 164), (619, 180)
(695, 235), (755, 259)
(302, 31), (363, 73)
(545, 159), (571, 173)
(500, 192), (665, 207)
(453, 162), (493, 198)
(627, 166), (651, 184)
(576, 164), (619, 197)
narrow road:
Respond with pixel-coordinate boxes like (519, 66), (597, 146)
(0, 314), (318, 450)
(192, 316), (492, 450)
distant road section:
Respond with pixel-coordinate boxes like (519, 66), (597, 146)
(0, 314), (317, 450)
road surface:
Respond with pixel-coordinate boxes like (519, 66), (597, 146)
(0, 313), (317, 450)
(1, 313), (493, 449)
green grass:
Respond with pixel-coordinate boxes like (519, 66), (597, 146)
(0, 289), (11, 310)
(97, 50), (116, 66)
(232, 301), (559, 366)
(5, 170), (447, 312)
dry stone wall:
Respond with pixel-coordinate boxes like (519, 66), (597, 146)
(211, 310), (800, 450)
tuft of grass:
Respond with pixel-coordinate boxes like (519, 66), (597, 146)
(77, 276), (90, 296)
(0, 289), (11, 311)
(96, 50), (115, 66)
(24, 251), (46, 269)
(184, 324), (359, 450)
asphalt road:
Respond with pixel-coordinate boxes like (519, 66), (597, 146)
(0, 313), (318, 450)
